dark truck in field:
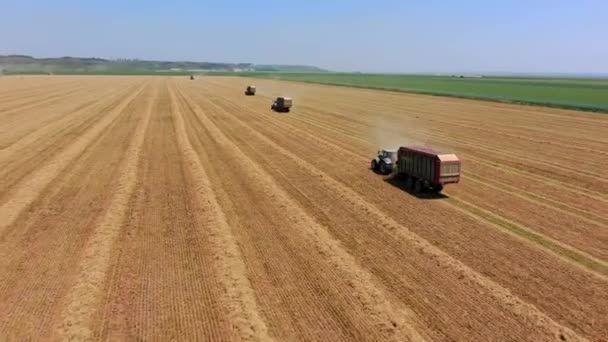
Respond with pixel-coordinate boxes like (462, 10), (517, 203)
(371, 146), (461, 193)
(271, 97), (292, 112)
(245, 85), (256, 95)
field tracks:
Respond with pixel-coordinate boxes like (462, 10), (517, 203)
(0, 82), (138, 163)
(177, 83), (585, 341)
(168, 83), (273, 341)
(463, 173), (608, 227)
(1, 76), (606, 341)
(202, 88), (608, 268)
(445, 197), (608, 280)
(52, 81), (156, 340)
(0, 82), (148, 236)
(173, 82), (427, 341)
(0, 83), (87, 117)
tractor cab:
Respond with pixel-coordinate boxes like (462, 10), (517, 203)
(378, 149), (397, 164)
(371, 149), (397, 174)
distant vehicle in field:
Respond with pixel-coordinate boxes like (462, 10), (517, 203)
(371, 146), (461, 193)
(271, 97), (292, 112)
(245, 85), (256, 95)
(190, 75), (194, 80)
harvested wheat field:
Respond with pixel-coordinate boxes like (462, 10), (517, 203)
(0, 75), (607, 341)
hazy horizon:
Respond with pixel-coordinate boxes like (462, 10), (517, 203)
(2, 1), (607, 74)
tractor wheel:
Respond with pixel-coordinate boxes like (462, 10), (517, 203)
(285, 108), (290, 113)
(414, 179), (424, 193)
(380, 162), (388, 174)
(371, 159), (377, 170)
(434, 185), (444, 193)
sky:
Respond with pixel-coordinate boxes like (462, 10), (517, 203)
(1, 0), (607, 73)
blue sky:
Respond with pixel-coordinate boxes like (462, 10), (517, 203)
(1, 0), (606, 73)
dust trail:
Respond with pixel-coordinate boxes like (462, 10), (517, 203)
(370, 109), (431, 151)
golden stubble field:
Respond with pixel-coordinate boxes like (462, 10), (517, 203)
(0, 75), (607, 341)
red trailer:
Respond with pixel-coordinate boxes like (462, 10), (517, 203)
(396, 146), (461, 193)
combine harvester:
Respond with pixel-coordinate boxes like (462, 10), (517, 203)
(245, 85), (256, 95)
(271, 97), (293, 112)
(371, 146), (461, 193)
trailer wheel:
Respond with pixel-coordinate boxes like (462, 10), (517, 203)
(371, 159), (377, 170)
(414, 180), (424, 193)
(405, 176), (414, 189)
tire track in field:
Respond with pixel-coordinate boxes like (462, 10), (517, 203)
(301, 119), (608, 263)
(431, 116), (608, 157)
(53, 81), (156, 341)
(0, 78), (83, 102)
(168, 85), (272, 341)
(0, 83), (140, 196)
(0, 80), (151, 340)
(463, 167), (608, 224)
(0, 83), (85, 119)
(177, 84), (586, 341)
(452, 178), (608, 254)
(0, 83), (87, 116)
(187, 97), (559, 339)
(291, 116), (608, 277)
(0, 82), (68, 101)
(226, 80), (607, 215)
(180, 96), (392, 340)
(174, 83), (426, 342)
(282, 97), (603, 258)
(90, 82), (242, 341)
(429, 131), (606, 180)
(0, 82), (147, 235)
(444, 196), (608, 276)
(0, 80), (135, 151)
(188, 82), (601, 340)
(241, 114), (603, 331)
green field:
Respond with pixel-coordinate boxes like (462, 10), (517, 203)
(227, 72), (608, 112)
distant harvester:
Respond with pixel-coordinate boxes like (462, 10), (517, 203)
(271, 97), (292, 113)
(245, 85), (256, 96)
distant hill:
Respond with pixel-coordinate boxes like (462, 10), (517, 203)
(0, 55), (327, 74)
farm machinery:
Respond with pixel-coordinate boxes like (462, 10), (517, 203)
(371, 146), (461, 193)
(271, 97), (292, 112)
(245, 85), (256, 96)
